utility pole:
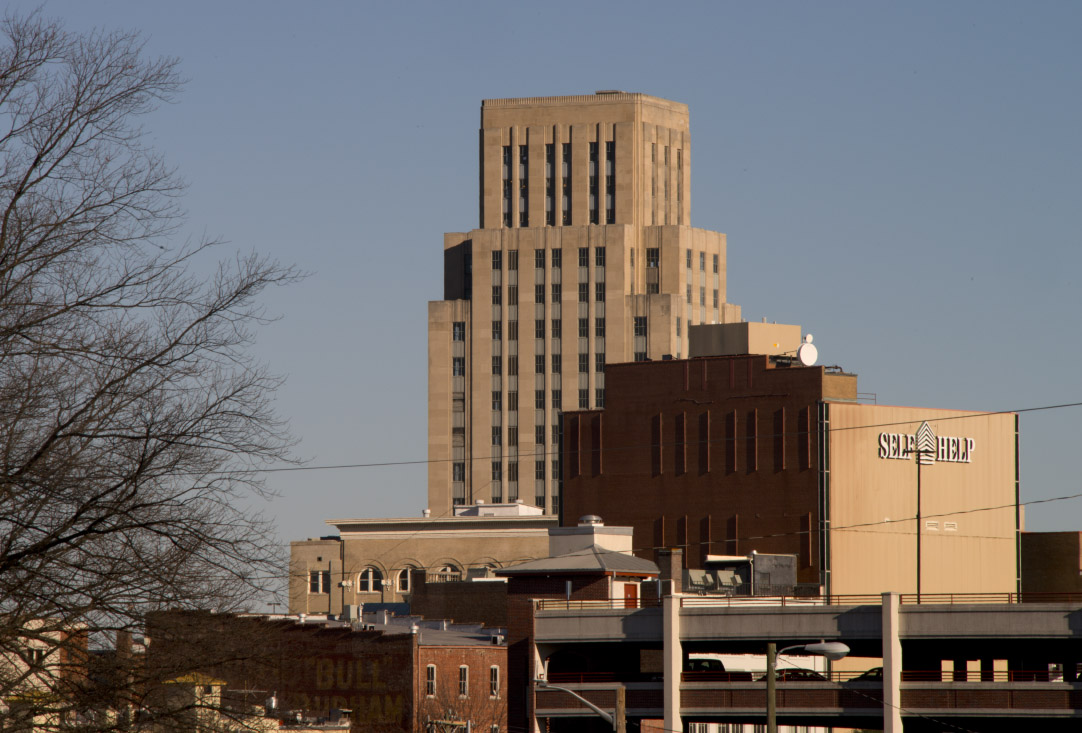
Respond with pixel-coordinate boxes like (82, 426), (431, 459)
(615, 685), (626, 733)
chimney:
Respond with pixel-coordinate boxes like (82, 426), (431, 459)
(657, 548), (683, 594)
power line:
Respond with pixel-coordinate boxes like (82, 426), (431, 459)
(241, 399), (1082, 475)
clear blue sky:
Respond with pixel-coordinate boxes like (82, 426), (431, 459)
(14, 1), (1082, 541)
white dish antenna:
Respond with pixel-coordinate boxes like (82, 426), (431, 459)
(797, 334), (818, 366)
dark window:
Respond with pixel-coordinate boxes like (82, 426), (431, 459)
(535, 460), (545, 479)
(502, 146), (512, 227)
(453, 462), (465, 481)
(595, 282), (605, 302)
(551, 390), (561, 408)
(551, 248), (561, 268)
(491, 426), (501, 445)
(551, 354), (561, 373)
(535, 425), (545, 446)
(578, 283), (589, 302)
(491, 461), (501, 480)
(578, 353), (589, 373)
(508, 320), (518, 340)
(508, 460), (518, 479)
(491, 356), (501, 375)
(453, 357), (465, 376)
(535, 355), (544, 374)
(595, 318), (605, 337)
(492, 251), (502, 270)
(700, 252), (705, 271)
(508, 250), (518, 270)
(491, 286), (501, 305)
(427, 664), (437, 696)
(676, 317), (682, 337)
(578, 318), (588, 338)
(508, 356), (518, 375)
(551, 319), (561, 338)
(535, 284), (544, 304)
(589, 142), (599, 224)
(535, 390), (545, 409)
(453, 322), (466, 341)
(700, 286), (705, 306)
(546, 144), (555, 226)
(562, 143), (572, 226)
(519, 146), (529, 226)
(605, 140), (615, 223)
(579, 389), (589, 408)
(492, 391), (501, 411)
(508, 285), (517, 302)
(490, 666), (500, 697)
(459, 666), (469, 697)
(713, 290), (719, 308)
(535, 249), (545, 268)
(686, 249), (692, 268)
(595, 353), (605, 372)
(634, 352), (647, 362)
(647, 282), (659, 294)
(646, 248), (659, 268)
(508, 426), (518, 445)
(491, 321), (500, 340)
(686, 285), (692, 304)
(508, 392), (518, 411)
(578, 248), (588, 267)
(713, 254), (719, 274)
(551, 283), (561, 302)
(634, 316), (647, 336)
(535, 319), (545, 338)
(595, 247), (606, 267)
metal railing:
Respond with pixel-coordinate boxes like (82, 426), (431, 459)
(536, 597), (662, 611)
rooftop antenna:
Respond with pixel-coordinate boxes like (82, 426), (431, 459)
(797, 334), (818, 366)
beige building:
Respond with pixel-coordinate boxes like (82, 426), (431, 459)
(429, 92), (741, 517)
(289, 502), (556, 616)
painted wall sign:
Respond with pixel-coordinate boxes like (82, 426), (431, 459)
(877, 421), (974, 464)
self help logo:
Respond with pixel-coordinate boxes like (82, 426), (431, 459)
(878, 421), (974, 465)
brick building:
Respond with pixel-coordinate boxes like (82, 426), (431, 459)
(560, 322), (1020, 597)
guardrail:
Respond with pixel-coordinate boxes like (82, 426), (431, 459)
(536, 598), (662, 611)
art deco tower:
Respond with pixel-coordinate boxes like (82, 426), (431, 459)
(428, 92), (741, 516)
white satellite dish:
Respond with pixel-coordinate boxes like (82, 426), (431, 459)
(797, 334), (817, 366)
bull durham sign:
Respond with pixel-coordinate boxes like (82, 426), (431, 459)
(878, 421), (974, 464)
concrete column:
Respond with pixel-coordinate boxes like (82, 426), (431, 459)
(658, 548), (684, 593)
(663, 590), (682, 733)
(882, 592), (903, 733)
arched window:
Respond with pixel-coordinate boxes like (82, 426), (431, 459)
(358, 567), (382, 593)
(436, 564), (462, 581)
(396, 566), (417, 593)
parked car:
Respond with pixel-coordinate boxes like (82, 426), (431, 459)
(757, 668), (827, 682)
(852, 666), (883, 682)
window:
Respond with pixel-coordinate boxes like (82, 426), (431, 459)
(491, 321), (500, 340)
(546, 144), (555, 226)
(700, 286), (705, 306)
(519, 146), (529, 226)
(508, 320), (518, 340)
(535, 284), (544, 304)
(551, 390), (561, 408)
(452, 357), (465, 376)
(634, 316), (647, 336)
(686, 285), (692, 304)
(646, 248), (659, 268)
(595, 353), (605, 372)
(595, 282), (605, 302)
(426, 665), (436, 696)
(502, 146), (512, 227)
(535, 426), (545, 446)
(309, 570), (330, 594)
(578, 318), (588, 337)
(535, 390), (545, 409)
(535, 355), (544, 374)
(713, 253), (719, 274)
(509, 461), (518, 480)
(552, 459), (560, 481)
(491, 461), (501, 480)
(551, 248), (561, 268)
(535, 460), (545, 479)
(491, 426), (501, 445)
(713, 289), (719, 308)
(635, 352), (647, 362)
(578, 353), (589, 373)
(492, 391), (501, 411)
(605, 140), (615, 223)
(595, 318), (605, 337)
(699, 251), (705, 271)
(508, 284), (517, 302)
(578, 247), (589, 267)
(397, 567), (414, 593)
(535, 319), (545, 338)
(358, 567), (382, 593)
(596, 388), (605, 407)
(552, 423), (561, 445)
(490, 666), (500, 697)
(589, 142), (599, 224)
(647, 282), (659, 294)
(508, 426), (518, 446)
(508, 356), (518, 376)
(552, 319), (561, 338)
(686, 248), (692, 268)
(491, 356), (501, 375)
(492, 251), (501, 270)
(453, 462), (465, 481)
(508, 250), (518, 270)
(551, 354), (561, 373)
(491, 285), (501, 305)
(595, 247), (606, 267)
(508, 391), (518, 411)
(535, 248), (545, 269)
(453, 321), (465, 341)
(551, 283), (561, 302)
(676, 317), (682, 337)
(578, 389), (589, 408)
(536, 492), (545, 508)
(578, 283), (589, 303)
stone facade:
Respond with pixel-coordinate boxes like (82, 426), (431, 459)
(429, 92), (742, 518)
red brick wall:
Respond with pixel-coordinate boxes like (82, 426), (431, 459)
(563, 356), (829, 583)
(416, 645), (507, 732)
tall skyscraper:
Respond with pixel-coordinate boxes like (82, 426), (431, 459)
(428, 92), (741, 516)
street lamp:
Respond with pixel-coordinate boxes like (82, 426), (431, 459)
(766, 642), (849, 733)
(533, 678), (624, 732)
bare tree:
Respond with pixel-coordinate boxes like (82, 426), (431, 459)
(0, 11), (299, 728)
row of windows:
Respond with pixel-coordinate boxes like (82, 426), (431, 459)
(309, 567), (410, 594)
(488, 281), (608, 306)
(485, 318), (608, 343)
(491, 247), (606, 269)
(503, 141), (613, 228)
(425, 664), (500, 699)
(683, 249), (720, 273)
